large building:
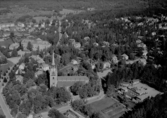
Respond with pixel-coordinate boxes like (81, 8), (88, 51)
(49, 52), (89, 88)
(21, 38), (51, 51)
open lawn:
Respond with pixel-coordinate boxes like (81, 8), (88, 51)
(89, 97), (126, 118)
(0, 39), (13, 48)
(90, 97), (116, 112)
(0, 107), (4, 116)
(0, 60), (14, 73)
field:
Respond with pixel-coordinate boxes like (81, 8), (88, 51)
(0, 39), (13, 48)
(0, 0), (146, 23)
(89, 97), (126, 118)
(0, 107), (4, 116)
(0, 60), (14, 73)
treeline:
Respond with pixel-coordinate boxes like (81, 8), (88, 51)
(106, 62), (167, 92)
(121, 93), (167, 118)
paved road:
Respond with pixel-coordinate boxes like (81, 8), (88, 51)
(86, 90), (105, 104)
(56, 20), (62, 46)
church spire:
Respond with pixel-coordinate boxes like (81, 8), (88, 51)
(52, 51), (55, 66)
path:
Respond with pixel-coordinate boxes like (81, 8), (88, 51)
(56, 19), (62, 46)
(86, 90), (105, 104)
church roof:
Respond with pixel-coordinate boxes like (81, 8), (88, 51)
(57, 76), (89, 87)
(51, 71), (56, 76)
(57, 76), (89, 82)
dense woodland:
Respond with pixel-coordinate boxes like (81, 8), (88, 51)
(121, 93), (167, 118)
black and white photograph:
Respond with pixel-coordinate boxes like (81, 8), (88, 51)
(0, 0), (166, 118)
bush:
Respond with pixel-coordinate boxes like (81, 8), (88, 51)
(71, 99), (85, 111)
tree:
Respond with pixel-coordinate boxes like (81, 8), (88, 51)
(27, 42), (33, 51)
(50, 87), (71, 104)
(19, 100), (32, 116)
(11, 49), (18, 57)
(106, 85), (115, 97)
(82, 105), (94, 116)
(78, 85), (88, 99)
(48, 108), (65, 118)
(17, 113), (26, 118)
(10, 32), (15, 42)
(0, 115), (5, 118)
(70, 81), (84, 95)
(90, 112), (104, 118)
(71, 99), (85, 111)
(3, 78), (7, 83)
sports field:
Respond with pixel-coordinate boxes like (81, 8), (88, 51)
(89, 97), (126, 118)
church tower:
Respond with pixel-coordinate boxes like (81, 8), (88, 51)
(49, 52), (58, 88)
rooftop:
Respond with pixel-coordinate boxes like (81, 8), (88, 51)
(128, 82), (162, 101)
(58, 76), (89, 81)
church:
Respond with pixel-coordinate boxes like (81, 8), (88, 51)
(49, 52), (89, 88)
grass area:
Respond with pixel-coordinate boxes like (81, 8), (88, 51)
(0, 60), (14, 73)
(0, 107), (5, 116)
(89, 97), (125, 118)
(90, 97), (117, 112)
(0, 39), (13, 48)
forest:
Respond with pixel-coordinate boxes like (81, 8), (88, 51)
(121, 93), (167, 118)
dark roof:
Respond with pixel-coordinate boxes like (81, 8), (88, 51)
(57, 81), (78, 87)
(58, 76), (89, 81)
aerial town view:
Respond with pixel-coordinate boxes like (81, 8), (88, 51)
(0, 0), (167, 118)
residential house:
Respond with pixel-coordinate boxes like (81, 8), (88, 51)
(41, 63), (50, 71)
(35, 70), (43, 78)
(111, 55), (118, 64)
(103, 62), (111, 69)
(30, 55), (44, 64)
(17, 22), (25, 28)
(84, 36), (90, 41)
(0, 38), (4, 42)
(71, 59), (79, 65)
(121, 54), (129, 60)
(0, 23), (15, 30)
(9, 43), (19, 50)
(118, 80), (162, 103)
(21, 38), (51, 51)
(16, 75), (23, 84)
(17, 50), (30, 57)
(73, 42), (81, 49)
(19, 63), (25, 70)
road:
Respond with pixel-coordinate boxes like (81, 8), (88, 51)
(56, 19), (62, 46)
(86, 90), (105, 104)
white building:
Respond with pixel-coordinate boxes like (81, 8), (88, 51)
(21, 38), (51, 51)
(103, 62), (111, 69)
(9, 43), (19, 50)
(122, 54), (129, 60)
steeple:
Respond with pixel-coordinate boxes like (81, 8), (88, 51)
(52, 51), (55, 66)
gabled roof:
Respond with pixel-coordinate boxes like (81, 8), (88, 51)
(58, 76), (89, 82)
(57, 76), (89, 87)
